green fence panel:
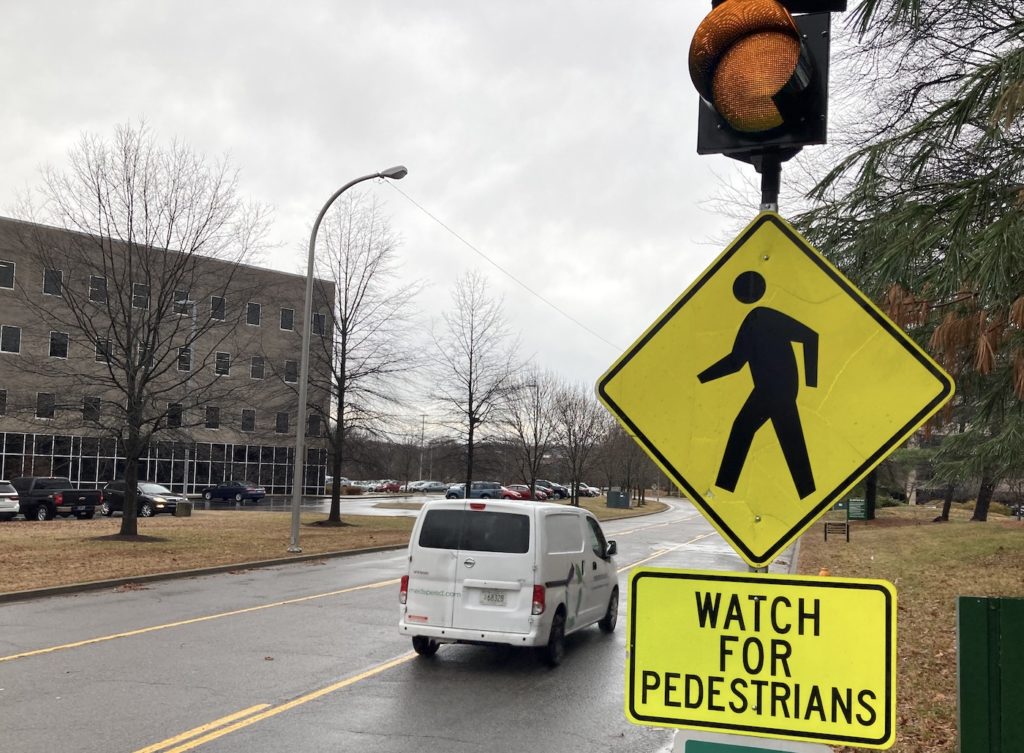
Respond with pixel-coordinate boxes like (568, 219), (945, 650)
(958, 596), (1024, 753)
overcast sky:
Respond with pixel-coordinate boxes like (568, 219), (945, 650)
(0, 2), (823, 433)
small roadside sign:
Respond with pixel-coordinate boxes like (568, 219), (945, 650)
(598, 211), (953, 567)
(627, 567), (896, 749)
(675, 728), (832, 752)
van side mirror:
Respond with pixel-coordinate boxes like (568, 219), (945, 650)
(606, 540), (617, 557)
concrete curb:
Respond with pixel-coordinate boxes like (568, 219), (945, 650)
(0, 544), (409, 605)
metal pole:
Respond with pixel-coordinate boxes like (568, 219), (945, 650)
(289, 166), (407, 552)
(759, 155), (782, 212)
(182, 302), (197, 497)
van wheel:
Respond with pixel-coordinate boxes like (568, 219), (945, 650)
(539, 610), (566, 667)
(599, 588), (619, 633)
(412, 636), (440, 657)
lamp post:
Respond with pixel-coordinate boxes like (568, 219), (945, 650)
(288, 165), (408, 552)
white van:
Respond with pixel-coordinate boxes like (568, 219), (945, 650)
(399, 498), (618, 665)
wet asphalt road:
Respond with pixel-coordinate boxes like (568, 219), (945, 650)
(0, 497), (796, 753)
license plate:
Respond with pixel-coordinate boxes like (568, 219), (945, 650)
(481, 589), (506, 606)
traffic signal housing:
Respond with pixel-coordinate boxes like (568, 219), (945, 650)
(690, 0), (838, 164)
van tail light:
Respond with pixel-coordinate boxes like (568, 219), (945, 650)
(399, 575), (409, 605)
(532, 585), (546, 615)
(53, 492), (64, 505)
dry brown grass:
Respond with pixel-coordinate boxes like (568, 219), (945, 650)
(797, 504), (1024, 753)
(0, 511), (413, 594)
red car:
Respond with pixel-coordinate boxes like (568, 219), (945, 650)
(374, 480), (401, 492)
(506, 484), (548, 501)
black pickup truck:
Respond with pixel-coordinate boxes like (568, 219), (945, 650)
(12, 477), (102, 521)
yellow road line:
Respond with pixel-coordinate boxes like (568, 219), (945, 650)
(618, 532), (717, 573)
(134, 533), (711, 751)
(0, 578), (398, 664)
(137, 653), (416, 753)
(134, 705), (270, 753)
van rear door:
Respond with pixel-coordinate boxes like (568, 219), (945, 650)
(451, 502), (534, 634)
(405, 501), (465, 628)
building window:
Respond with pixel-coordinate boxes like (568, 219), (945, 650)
(307, 414), (322, 437)
(250, 355), (264, 380)
(177, 347), (192, 371)
(211, 296), (225, 320)
(36, 392), (55, 419)
(1, 325), (21, 354)
(83, 396), (101, 423)
(89, 275), (107, 303)
(246, 302), (261, 326)
(173, 290), (191, 315)
(0, 389), (6, 415)
(49, 331), (69, 359)
(0, 261), (15, 289)
(96, 338), (111, 363)
(275, 412), (289, 434)
(132, 283), (150, 309)
(241, 409), (256, 432)
(215, 351), (231, 376)
(280, 307), (294, 331)
(138, 344), (154, 370)
(205, 406), (220, 429)
(167, 403), (183, 428)
(43, 269), (62, 296)
(312, 312), (326, 336)
(284, 360), (298, 383)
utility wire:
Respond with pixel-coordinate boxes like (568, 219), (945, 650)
(385, 181), (622, 351)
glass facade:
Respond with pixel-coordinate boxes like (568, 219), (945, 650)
(0, 432), (327, 495)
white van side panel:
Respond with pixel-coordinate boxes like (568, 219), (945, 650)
(542, 510), (587, 632)
(579, 514), (614, 626)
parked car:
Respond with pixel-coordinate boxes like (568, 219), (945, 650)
(375, 480), (401, 492)
(101, 481), (184, 517)
(506, 484), (549, 501)
(535, 479), (569, 499)
(0, 480), (19, 521)
(12, 477), (102, 520)
(199, 480), (266, 503)
(419, 481), (448, 493)
(445, 481), (509, 500)
(577, 483), (602, 497)
(400, 498), (618, 665)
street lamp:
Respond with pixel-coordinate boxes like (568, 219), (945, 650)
(288, 165), (408, 552)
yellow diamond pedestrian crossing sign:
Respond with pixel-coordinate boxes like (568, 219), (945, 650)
(597, 212), (954, 567)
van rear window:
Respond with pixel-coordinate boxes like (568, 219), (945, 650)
(419, 509), (530, 554)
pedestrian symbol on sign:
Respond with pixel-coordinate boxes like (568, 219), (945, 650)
(698, 270), (819, 499)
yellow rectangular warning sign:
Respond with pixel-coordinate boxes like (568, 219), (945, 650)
(627, 568), (896, 749)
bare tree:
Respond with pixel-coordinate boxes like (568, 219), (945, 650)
(12, 123), (268, 536)
(308, 193), (421, 525)
(554, 382), (606, 506)
(432, 270), (519, 494)
(502, 367), (559, 495)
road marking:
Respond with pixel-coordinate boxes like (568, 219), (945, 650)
(0, 578), (399, 664)
(131, 539), (708, 751)
(617, 532), (717, 573)
(135, 653), (416, 753)
(134, 705), (270, 753)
